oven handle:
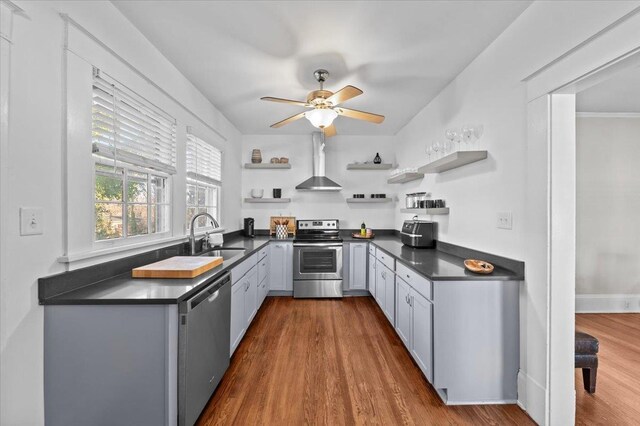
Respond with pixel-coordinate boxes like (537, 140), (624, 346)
(293, 242), (343, 248)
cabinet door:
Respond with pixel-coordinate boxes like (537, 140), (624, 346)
(270, 243), (288, 290)
(348, 243), (367, 290)
(375, 259), (386, 310)
(411, 289), (433, 383)
(245, 268), (258, 326)
(395, 278), (412, 347)
(383, 265), (395, 326)
(284, 243), (293, 291)
(368, 253), (376, 297)
(230, 280), (247, 356)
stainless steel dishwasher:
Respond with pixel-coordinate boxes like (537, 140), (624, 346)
(178, 272), (231, 426)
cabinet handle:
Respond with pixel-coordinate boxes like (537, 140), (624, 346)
(406, 274), (410, 279)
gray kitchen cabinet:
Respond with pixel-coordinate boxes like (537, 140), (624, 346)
(230, 263), (258, 356)
(395, 276), (434, 384)
(368, 253), (376, 297)
(257, 253), (269, 306)
(395, 277), (412, 347)
(245, 267), (258, 324)
(433, 280), (519, 404)
(411, 288), (433, 383)
(383, 264), (395, 325)
(230, 274), (247, 355)
(375, 259), (386, 310)
(375, 260), (395, 326)
(270, 241), (293, 291)
(348, 242), (368, 290)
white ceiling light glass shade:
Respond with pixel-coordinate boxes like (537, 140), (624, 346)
(305, 108), (338, 128)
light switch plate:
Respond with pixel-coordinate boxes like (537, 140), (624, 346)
(496, 212), (512, 230)
(20, 207), (44, 235)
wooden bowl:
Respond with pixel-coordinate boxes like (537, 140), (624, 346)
(464, 259), (494, 274)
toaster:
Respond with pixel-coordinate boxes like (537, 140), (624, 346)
(400, 220), (436, 248)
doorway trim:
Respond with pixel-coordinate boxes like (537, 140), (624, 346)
(524, 7), (640, 425)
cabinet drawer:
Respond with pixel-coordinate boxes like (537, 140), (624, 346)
(258, 255), (269, 284)
(258, 246), (269, 261)
(396, 261), (432, 300)
(368, 244), (376, 256)
(375, 249), (395, 271)
(231, 253), (258, 285)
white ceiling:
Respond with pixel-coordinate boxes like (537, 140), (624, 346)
(577, 64), (640, 113)
(113, 0), (531, 135)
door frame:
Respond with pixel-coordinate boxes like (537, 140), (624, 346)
(523, 7), (640, 425)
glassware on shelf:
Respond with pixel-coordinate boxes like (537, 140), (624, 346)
(425, 145), (433, 162)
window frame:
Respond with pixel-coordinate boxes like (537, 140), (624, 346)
(186, 177), (221, 232)
(185, 130), (223, 233)
(93, 158), (172, 246)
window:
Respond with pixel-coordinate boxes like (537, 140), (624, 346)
(186, 131), (222, 230)
(92, 69), (176, 242)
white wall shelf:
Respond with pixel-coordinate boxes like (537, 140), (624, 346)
(346, 198), (393, 203)
(387, 172), (424, 184)
(400, 207), (450, 215)
(417, 151), (488, 174)
(244, 163), (291, 169)
(244, 198), (291, 203)
(347, 163), (393, 170)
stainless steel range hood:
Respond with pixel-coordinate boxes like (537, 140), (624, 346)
(296, 132), (342, 191)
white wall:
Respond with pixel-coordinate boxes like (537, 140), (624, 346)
(576, 116), (640, 309)
(392, 1), (640, 424)
(241, 134), (396, 230)
(0, 1), (241, 424)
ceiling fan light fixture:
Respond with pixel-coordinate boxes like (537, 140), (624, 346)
(305, 108), (338, 129)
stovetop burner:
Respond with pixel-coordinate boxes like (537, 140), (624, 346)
(295, 219), (342, 243)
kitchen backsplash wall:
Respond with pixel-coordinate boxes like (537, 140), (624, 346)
(241, 134), (396, 230)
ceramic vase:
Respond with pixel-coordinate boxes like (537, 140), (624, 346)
(251, 149), (262, 164)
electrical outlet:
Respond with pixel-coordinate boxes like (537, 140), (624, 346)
(20, 207), (44, 236)
(496, 212), (512, 230)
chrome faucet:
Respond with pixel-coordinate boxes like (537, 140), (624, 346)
(189, 212), (219, 255)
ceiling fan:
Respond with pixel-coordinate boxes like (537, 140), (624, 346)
(260, 69), (384, 137)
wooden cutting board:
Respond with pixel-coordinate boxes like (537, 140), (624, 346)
(132, 256), (223, 279)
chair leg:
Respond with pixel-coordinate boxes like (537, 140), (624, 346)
(582, 367), (597, 393)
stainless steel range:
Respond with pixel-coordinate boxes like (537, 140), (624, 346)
(293, 219), (343, 298)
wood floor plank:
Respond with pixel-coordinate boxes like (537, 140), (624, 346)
(198, 297), (534, 425)
(575, 313), (640, 426)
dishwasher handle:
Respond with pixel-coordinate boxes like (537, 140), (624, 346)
(187, 272), (231, 311)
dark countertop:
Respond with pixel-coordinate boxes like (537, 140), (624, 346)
(39, 232), (523, 306)
(40, 236), (274, 305)
(366, 237), (524, 281)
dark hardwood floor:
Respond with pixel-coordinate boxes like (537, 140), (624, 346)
(575, 313), (640, 426)
(197, 296), (533, 425)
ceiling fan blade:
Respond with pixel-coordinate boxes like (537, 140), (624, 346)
(335, 107), (385, 124)
(270, 111), (307, 128)
(323, 124), (337, 138)
(261, 97), (311, 107)
(325, 85), (363, 106)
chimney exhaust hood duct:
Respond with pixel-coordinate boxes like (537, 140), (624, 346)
(295, 132), (342, 191)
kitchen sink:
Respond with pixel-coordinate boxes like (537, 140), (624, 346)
(198, 248), (246, 261)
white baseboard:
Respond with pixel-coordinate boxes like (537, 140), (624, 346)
(518, 370), (546, 425)
(576, 294), (640, 313)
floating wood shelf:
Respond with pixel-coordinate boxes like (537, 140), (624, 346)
(417, 151), (488, 174)
(387, 172), (424, 184)
(244, 163), (291, 169)
(244, 198), (291, 203)
(346, 163), (393, 170)
(346, 198), (393, 203)
(400, 207), (450, 215)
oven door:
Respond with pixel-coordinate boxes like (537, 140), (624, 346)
(293, 243), (343, 280)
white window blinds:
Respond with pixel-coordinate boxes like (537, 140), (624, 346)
(92, 69), (177, 174)
(186, 131), (222, 184)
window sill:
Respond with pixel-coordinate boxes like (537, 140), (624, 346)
(58, 228), (226, 264)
